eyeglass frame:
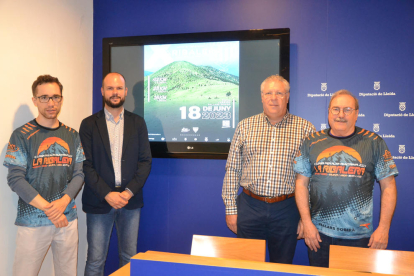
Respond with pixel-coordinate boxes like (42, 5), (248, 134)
(329, 107), (357, 115)
(36, 95), (63, 103)
(261, 91), (289, 99)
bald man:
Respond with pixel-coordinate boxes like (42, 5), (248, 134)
(80, 72), (152, 275)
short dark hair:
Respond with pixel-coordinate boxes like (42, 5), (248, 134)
(329, 89), (359, 110)
(32, 75), (63, 96)
(102, 72), (126, 88)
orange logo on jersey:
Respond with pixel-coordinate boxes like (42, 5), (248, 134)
(5, 142), (20, 160)
(314, 165), (365, 175)
(33, 137), (72, 168)
(383, 150), (393, 162)
(314, 146), (365, 177)
(37, 137), (70, 155)
(360, 223), (370, 229)
(317, 145), (362, 163)
(7, 142), (19, 153)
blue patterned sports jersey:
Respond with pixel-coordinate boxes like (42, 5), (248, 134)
(294, 127), (398, 239)
(4, 120), (85, 227)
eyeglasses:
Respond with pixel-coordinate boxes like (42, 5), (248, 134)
(36, 95), (63, 103)
(262, 91), (288, 99)
(330, 107), (356, 115)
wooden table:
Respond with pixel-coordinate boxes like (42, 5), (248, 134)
(110, 250), (392, 276)
(330, 245), (414, 275)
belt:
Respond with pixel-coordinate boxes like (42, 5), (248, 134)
(243, 188), (295, 203)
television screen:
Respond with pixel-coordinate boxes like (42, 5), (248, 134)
(103, 28), (290, 158)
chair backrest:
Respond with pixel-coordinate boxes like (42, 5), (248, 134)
(329, 245), (414, 275)
(190, 235), (266, 262)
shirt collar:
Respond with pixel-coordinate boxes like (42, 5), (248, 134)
(104, 107), (124, 122)
(262, 111), (290, 126)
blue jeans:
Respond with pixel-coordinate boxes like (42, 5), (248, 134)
(237, 192), (300, 263)
(308, 232), (370, 268)
(84, 208), (141, 276)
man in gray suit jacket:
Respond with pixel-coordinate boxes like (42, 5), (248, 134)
(80, 72), (152, 276)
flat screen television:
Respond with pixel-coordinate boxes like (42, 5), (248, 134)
(103, 28), (290, 159)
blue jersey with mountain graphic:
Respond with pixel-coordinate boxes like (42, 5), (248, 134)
(4, 120), (85, 227)
(294, 127), (398, 239)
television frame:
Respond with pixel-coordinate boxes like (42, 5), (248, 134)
(102, 28), (290, 159)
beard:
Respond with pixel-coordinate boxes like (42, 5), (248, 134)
(104, 95), (125, 108)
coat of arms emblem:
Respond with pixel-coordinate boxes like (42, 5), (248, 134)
(399, 102), (406, 112)
(373, 123), (380, 132)
(321, 83), (327, 92)
(374, 82), (380, 90)
(399, 145), (405, 154)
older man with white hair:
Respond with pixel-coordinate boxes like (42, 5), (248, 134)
(222, 75), (315, 263)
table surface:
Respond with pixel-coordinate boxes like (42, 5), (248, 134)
(330, 245), (414, 276)
(110, 250), (393, 276)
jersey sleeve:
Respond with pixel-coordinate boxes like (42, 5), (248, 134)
(293, 139), (312, 177)
(374, 139), (398, 181)
(3, 132), (28, 168)
(75, 134), (85, 163)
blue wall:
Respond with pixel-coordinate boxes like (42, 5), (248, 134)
(93, 1), (414, 274)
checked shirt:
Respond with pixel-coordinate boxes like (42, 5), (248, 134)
(222, 112), (315, 215)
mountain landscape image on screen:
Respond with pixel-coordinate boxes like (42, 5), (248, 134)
(144, 60), (239, 137)
(144, 60), (238, 102)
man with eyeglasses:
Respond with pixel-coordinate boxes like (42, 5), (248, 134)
(3, 74), (85, 275)
(294, 90), (398, 267)
(222, 75), (315, 263)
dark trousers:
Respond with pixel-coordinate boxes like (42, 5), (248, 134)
(308, 232), (370, 268)
(236, 192), (300, 263)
